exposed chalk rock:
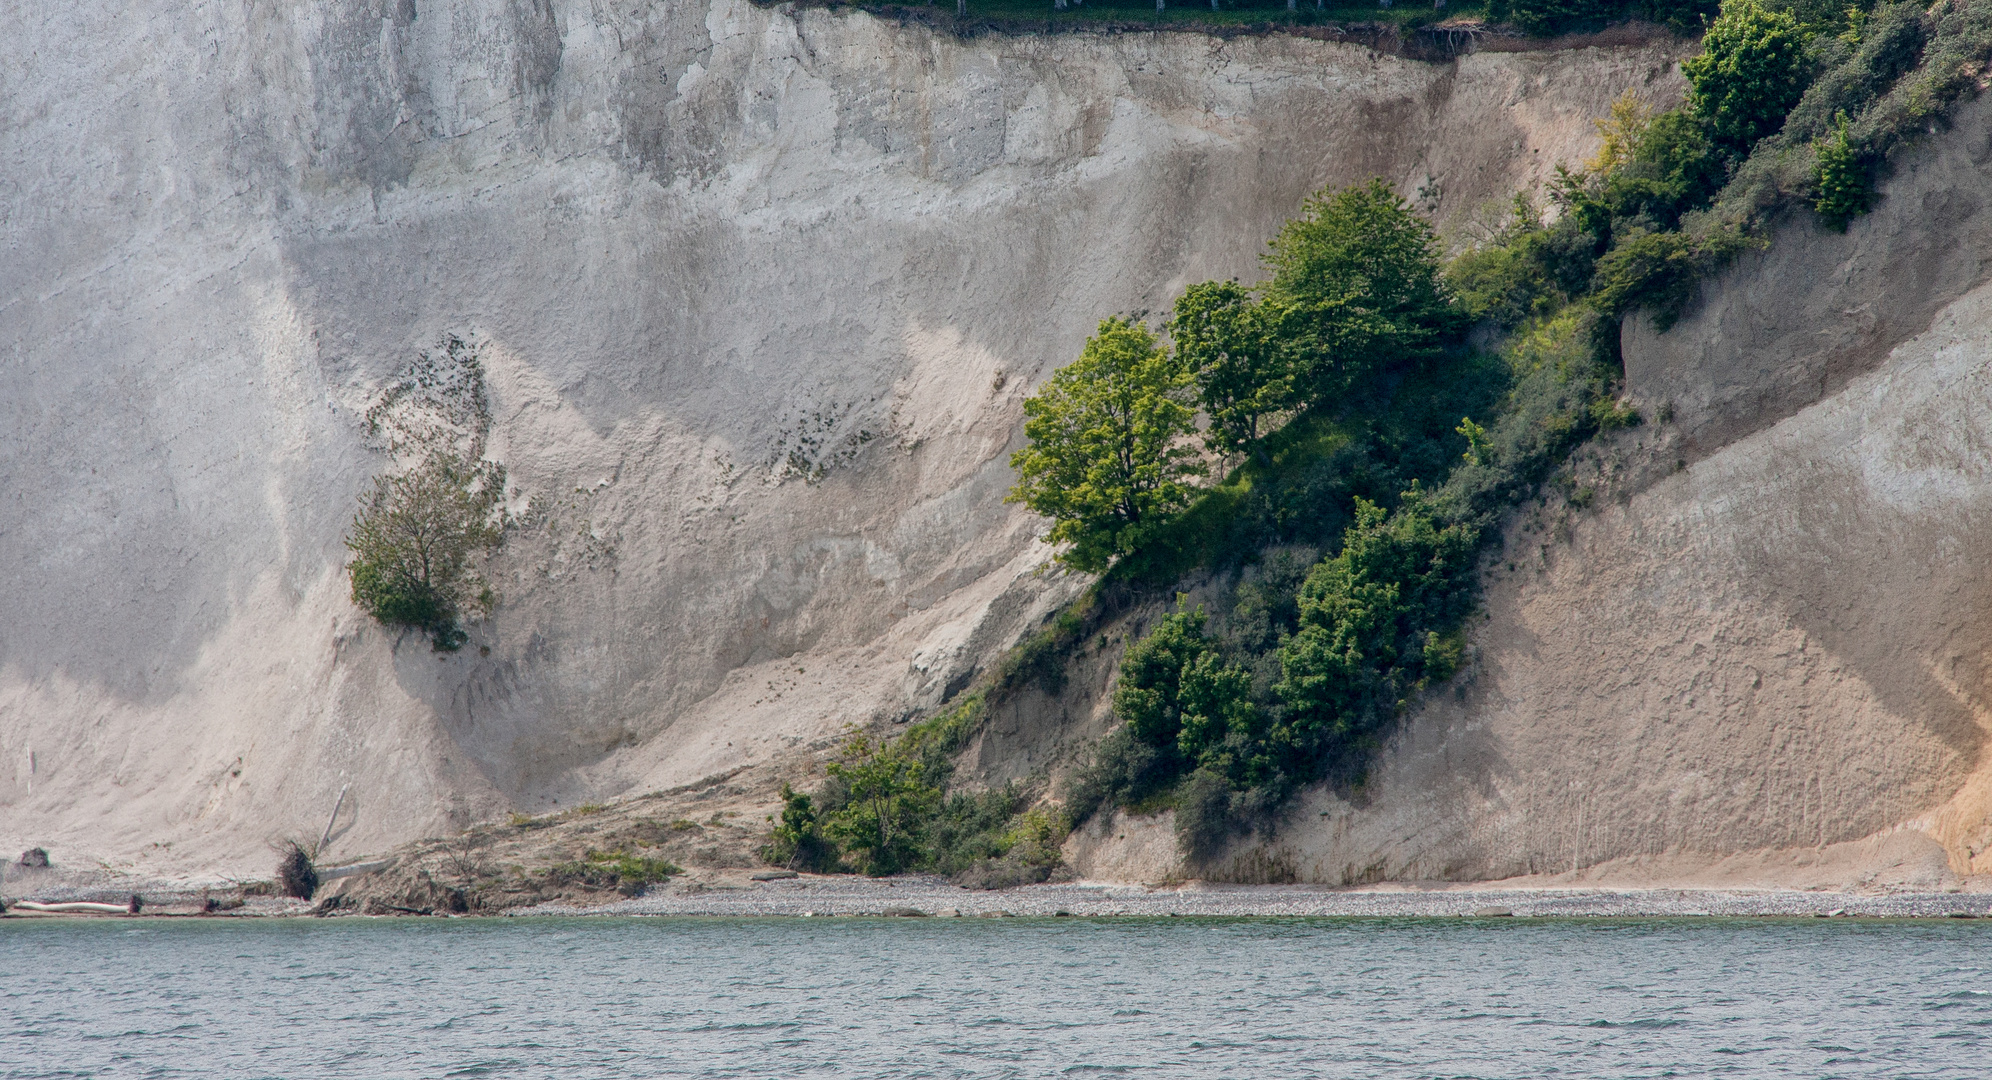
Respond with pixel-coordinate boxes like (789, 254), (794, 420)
(0, 0), (1681, 877)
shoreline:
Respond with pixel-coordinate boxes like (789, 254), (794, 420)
(515, 875), (1992, 920)
(11, 873), (1992, 921)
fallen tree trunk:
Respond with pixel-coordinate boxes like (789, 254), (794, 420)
(13, 901), (128, 914)
(12, 895), (142, 914)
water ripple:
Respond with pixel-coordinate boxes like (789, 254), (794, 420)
(3, 917), (1991, 1078)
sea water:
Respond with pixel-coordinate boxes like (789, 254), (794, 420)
(5, 915), (1991, 1078)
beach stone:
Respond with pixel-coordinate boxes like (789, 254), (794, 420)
(16, 848), (48, 868)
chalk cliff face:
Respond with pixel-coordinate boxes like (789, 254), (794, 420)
(1090, 91), (1992, 891)
(0, 0), (1680, 876)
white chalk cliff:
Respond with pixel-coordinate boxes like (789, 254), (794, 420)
(5, 0), (1697, 878)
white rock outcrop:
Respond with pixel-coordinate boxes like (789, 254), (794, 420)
(0, 0), (1681, 877)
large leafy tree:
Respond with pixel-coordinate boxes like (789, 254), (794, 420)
(1008, 317), (1204, 573)
(1683, 0), (1813, 156)
(1261, 179), (1459, 406)
(1168, 281), (1290, 460)
(346, 453), (506, 650)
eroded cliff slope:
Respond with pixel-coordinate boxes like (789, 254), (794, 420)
(0, 1), (1678, 877)
(1067, 90), (1992, 890)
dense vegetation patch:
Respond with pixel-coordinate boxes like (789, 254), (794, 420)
(764, 0), (1992, 877)
(761, 695), (1069, 886)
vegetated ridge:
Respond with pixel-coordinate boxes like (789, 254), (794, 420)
(758, 0), (1992, 891)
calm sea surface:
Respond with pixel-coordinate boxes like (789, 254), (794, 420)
(5, 915), (1991, 1078)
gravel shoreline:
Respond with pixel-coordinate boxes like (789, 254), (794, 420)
(517, 875), (1992, 919)
(12, 871), (1992, 921)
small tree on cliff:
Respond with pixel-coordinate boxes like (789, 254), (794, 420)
(1007, 317), (1203, 574)
(1683, 0), (1813, 158)
(346, 452), (506, 650)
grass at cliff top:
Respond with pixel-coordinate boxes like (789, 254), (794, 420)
(793, 0), (1488, 32)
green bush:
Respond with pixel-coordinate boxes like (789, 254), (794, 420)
(1272, 498), (1479, 765)
(1063, 722), (1172, 827)
(1589, 228), (1707, 326)
(1115, 605), (1267, 782)
(761, 784), (838, 872)
(346, 452), (505, 650)
(1601, 109), (1728, 228)
(1683, 0), (1816, 156)
(763, 689), (1075, 886)
(548, 849), (682, 895)
(933, 791), (1066, 889)
(1173, 767), (1245, 866)
(1115, 606), (1220, 755)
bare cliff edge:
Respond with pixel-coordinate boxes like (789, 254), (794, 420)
(0, 0), (1681, 879)
(1069, 90), (1992, 891)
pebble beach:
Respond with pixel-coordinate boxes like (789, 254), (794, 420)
(523, 874), (1992, 919)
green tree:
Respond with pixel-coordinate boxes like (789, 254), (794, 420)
(1168, 281), (1289, 460)
(346, 452), (505, 650)
(824, 731), (941, 876)
(1274, 499), (1478, 762)
(1683, 0), (1814, 156)
(1114, 606), (1214, 755)
(1261, 180), (1458, 406)
(1007, 318), (1204, 573)
(1813, 114), (1871, 229)
(1172, 648), (1266, 781)
(1114, 606), (1263, 781)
